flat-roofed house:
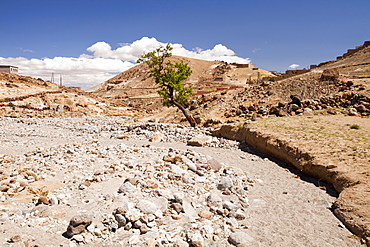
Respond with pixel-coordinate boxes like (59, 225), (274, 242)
(0, 65), (18, 74)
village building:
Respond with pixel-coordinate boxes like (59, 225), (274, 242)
(0, 65), (18, 74)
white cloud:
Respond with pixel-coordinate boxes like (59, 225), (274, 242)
(19, 48), (35, 53)
(24, 49), (34, 53)
(86, 37), (162, 61)
(289, 64), (300, 69)
(86, 37), (251, 64)
(171, 43), (250, 64)
(1, 37), (251, 89)
(0, 56), (134, 89)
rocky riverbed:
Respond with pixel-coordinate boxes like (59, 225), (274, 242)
(0, 117), (362, 246)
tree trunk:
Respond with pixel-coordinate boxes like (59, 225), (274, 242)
(172, 101), (197, 127)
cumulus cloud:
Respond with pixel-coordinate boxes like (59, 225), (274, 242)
(0, 56), (134, 89)
(289, 64), (300, 69)
(85, 37), (162, 61)
(86, 37), (251, 64)
(172, 43), (250, 64)
(2, 37), (251, 89)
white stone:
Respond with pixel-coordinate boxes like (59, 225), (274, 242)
(154, 210), (163, 218)
(128, 234), (141, 245)
(190, 232), (204, 247)
(118, 182), (136, 194)
(125, 208), (142, 222)
(201, 225), (214, 236)
(136, 200), (158, 214)
(223, 201), (238, 211)
(173, 193), (184, 203)
(170, 164), (186, 176)
(72, 234), (84, 242)
(149, 132), (164, 142)
(93, 228), (102, 236)
(185, 160), (197, 172)
(182, 199), (197, 218)
(228, 232), (253, 246)
(122, 202), (135, 211)
(48, 195), (58, 205)
(86, 224), (95, 233)
(206, 193), (222, 208)
(217, 177), (233, 190)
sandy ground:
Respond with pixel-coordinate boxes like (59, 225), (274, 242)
(0, 117), (362, 246)
(242, 114), (370, 244)
(144, 141), (362, 247)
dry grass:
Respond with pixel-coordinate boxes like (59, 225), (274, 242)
(249, 115), (370, 165)
(27, 186), (49, 197)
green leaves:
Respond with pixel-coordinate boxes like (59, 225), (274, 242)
(137, 43), (193, 108)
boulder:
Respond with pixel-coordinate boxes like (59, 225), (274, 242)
(228, 232), (254, 246)
(320, 68), (339, 81)
(278, 109), (289, 117)
(118, 181), (136, 195)
(218, 177), (233, 190)
(303, 108), (314, 116)
(187, 136), (213, 147)
(356, 104), (368, 113)
(149, 132), (164, 142)
(136, 199), (158, 214)
(348, 108), (358, 116)
(206, 193), (222, 208)
(64, 214), (93, 238)
(207, 158), (223, 172)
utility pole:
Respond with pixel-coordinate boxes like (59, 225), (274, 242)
(60, 74), (62, 86)
(51, 72), (54, 83)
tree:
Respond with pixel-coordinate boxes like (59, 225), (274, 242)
(137, 43), (197, 127)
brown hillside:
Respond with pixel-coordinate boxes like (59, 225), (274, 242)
(86, 42), (370, 125)
(280, 41), (370, 99)
(87, 56), (274, 99)
(0, 72), (126, 117)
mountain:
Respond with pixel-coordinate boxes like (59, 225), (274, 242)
(87, 56), (274, 99)
(86, 43), (369, 125)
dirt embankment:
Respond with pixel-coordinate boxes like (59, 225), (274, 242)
(213, 115), (370, 246)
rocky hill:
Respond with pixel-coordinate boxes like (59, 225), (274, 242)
(116, 43), (370, 127)
(84, 43), (370, 128)
(0, 72), (128, 117)
(318, 41), (370, 73)
(87, 56), (274, 99)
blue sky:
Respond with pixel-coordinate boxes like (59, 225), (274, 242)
(1, 0), (369, 89)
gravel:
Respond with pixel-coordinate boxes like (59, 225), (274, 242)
(0, 116), (361, 246)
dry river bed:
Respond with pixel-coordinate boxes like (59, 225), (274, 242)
(0, 116), (362, 246)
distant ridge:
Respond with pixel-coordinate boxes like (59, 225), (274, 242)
(87, 55), (274, 99)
